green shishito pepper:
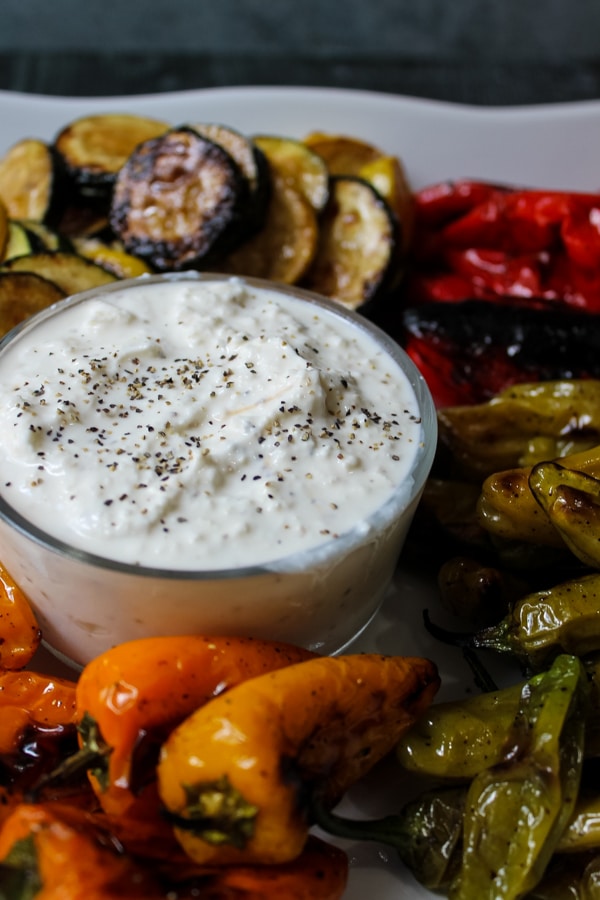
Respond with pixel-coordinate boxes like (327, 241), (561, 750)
(469, 572), (600, 669)
(396, 654), (600, 780)
(313, 655), (588, 899)
(529, 460), (600, 571)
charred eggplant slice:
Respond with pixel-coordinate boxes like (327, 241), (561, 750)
(302, 175), (397, 309)
(1, 251), (118, 296)
(53, 113), (169, 197)
(0, 138), (64, 224)
(254, 135), (329, 212)
(0, 272), (66, 337)
(109, 127), (248, 271)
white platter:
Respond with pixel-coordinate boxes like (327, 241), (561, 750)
(3, 85), (600, 898)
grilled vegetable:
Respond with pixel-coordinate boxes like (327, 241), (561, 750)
(397, 299), (600, 408)
(529, 460), (600, 569)
(468, 571), (600, 668)
(477, 444), (600, 548)
(1, 250), (117, 296)
(0, 801), (164, 899)
(157, 834), (349, 900)
(18, 219), (70, 252)
(72, 237), (154, 279)
(110, 127), (248, 270)
(437, 380), (600, 481)
(221, 171), (318, 284)
(191, 123), (271, 232)
(0, 138), (64, 224)
(0, 562), (41, 670)
(317, 655), (588, 900)
(254, 135), (329, 211)
(0, 272), (66, 338)
(303, 132), (413, 244)
(53, 112), (169, 197)
(302, 175), (397, 309)
(158, 653), (439, 865)
(1, 221), (36, 262)
(66, 635), (317, 818)
(407, 179), (600, 311)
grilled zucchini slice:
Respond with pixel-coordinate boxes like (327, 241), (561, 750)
(19, 219), (71, 252)
(0, 272), (66, 337)
(0, 200), (8, 260)
(110, 127), (248, 271)
(221, 172), (318, 284)
(253, 135), (329, 212)
(302, 176), (397, 309)
(2, 221), (36, 262)
(1, 251), (118, 296)
(53, 113), (169, 196)
(190, 123), (271, 232)
(0, 138), (64, 223)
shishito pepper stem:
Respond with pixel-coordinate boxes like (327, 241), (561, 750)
(311, 788), (465, 892)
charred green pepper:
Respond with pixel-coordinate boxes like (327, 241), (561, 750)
(315, 655), (588, 899)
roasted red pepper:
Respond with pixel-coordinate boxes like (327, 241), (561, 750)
(406, 180), (600, 312)
(398, 299), (600, 407)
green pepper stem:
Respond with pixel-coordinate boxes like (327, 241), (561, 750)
(310, 797), (410, 851)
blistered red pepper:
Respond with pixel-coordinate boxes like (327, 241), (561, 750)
(406, 180), (600, 312)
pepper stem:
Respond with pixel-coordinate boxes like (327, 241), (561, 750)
(27, 712), (111, 799)
(163, 775), (258, 850)
(310, 796), (409, 850)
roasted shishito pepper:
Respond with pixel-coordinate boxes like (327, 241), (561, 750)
(477, 443), (600, 549)
(0, 670), (78, 793)
(157, 652), (439, 866)
(0, 802), (348, 900)
(71, 635), (317, 819)
(0, 561), (41, 670)
(316, 654), (588, 900)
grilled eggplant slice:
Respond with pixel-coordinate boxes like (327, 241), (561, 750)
(0, 138), (64, 223)
(254, 135), (329, 212)
(53, 113), (169, 197)
(0, 272), (66, 337)
(221, 172), (318, 284)
(302, 175), (397, 309)
(1, 251), (117, 296)
(109, 127), (248, 271)
(190, 123), (271, 233)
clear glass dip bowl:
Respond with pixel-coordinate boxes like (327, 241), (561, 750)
(0, 273), (437, 668)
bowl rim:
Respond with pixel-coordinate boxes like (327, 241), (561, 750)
(0, 271), (437, 579)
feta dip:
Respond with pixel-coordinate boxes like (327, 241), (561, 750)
(0, 276), (424, 570)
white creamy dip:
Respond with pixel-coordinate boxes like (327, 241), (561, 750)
(0, 276), (423, 570)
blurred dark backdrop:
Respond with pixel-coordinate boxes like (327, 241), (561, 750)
(2, 0), (600, 104)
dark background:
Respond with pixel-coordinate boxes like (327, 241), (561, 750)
(2, 0), (600, 105)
